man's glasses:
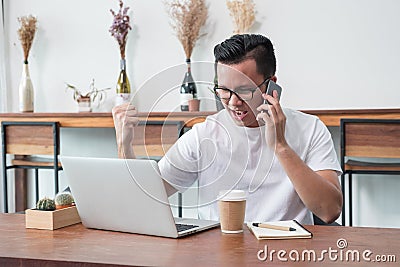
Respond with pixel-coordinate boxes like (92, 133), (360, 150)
(214, 78), (269, 101)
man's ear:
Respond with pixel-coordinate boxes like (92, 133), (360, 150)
(271, 75), (277, 83)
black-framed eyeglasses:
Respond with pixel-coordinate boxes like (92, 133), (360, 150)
(213, 78), (269, 101)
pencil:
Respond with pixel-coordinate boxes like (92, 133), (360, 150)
(252, 222), (296, 231)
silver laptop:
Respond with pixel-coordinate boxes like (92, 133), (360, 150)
(60, 156), (219, 238)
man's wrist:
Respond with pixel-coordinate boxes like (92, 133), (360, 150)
(275, 142), (291, 158)
(118, 141), (135, 159)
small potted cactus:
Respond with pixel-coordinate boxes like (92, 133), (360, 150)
(26, 193), (80, 230)
(55, 192), (75, 210)
(36, 197), (56, 211)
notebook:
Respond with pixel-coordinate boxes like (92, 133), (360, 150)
(60, 156), (219, 238)
(247, 220), (312, 240)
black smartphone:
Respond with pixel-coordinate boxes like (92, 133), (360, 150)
(264, 80), (282, 105)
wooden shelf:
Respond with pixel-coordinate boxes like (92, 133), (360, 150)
(0, 111), (215, 128)
(1, 108), (399, 127)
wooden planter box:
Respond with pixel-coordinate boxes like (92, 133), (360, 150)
(25, 206), (81, 230)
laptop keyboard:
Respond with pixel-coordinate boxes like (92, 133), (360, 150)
(175, 223), (198, 232)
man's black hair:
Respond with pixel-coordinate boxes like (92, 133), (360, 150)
(213, 34), (276, 78)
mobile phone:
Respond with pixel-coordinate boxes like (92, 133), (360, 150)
(264, 80), (282, 105)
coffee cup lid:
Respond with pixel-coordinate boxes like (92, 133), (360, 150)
(218, 190), (246, 201)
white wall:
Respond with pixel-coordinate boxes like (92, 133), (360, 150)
(2, 0), (400, 226)
(4, 0), (400, 111)
(0, 0), (7, 112)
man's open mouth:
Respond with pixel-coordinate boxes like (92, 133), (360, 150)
(230, 109), (248, 121)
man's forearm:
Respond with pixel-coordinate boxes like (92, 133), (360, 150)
(275, 145), (342, 223)
(163, 180), (178, 197)
(117, 140), (136, 159)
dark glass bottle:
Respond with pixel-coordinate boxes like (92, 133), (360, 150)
(180, 58), (197, 111)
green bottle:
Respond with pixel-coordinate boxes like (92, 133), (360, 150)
(115, 59), (131, 106)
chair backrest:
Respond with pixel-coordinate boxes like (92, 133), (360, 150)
(133, 121), (184, 158)
(340, 119), (400, 159)
(1, 121), (60, 156)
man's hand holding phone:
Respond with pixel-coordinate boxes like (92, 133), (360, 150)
(257, 80), (282, 116)
(256, 80), (287, 151)
(264, 80), (282, 105)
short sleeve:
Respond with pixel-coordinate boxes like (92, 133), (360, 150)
(158, 126), (200, 193)
(305, 119), (342, 176)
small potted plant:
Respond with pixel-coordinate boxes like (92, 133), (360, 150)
(55, 192), (75, 210)
(65, 79), (110, 112)
(36, 197), (56, 211)
(26, 195), (81, 230)
(188, 97), (200, 112)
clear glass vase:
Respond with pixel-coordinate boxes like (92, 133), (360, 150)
(18, 62), (34, 112)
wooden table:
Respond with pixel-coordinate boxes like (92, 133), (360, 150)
(0, 214), (398, 266)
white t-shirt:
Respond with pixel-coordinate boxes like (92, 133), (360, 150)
(158, 108), (342, 224)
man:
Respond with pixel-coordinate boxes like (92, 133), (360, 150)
(113, 34), (342, 224)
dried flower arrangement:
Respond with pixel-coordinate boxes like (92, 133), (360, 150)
(65, 79), (110, 104)
(109, 0), (132, 59)
(17, 15), (37, 63)
(226, 0), (255, 34)
(165, 0), (208, 59)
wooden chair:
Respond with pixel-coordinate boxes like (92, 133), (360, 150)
(340, 119), (400, 226)
(133, 120), (185, 217)
(133, 120), (184, 161)
(2, 121), (62, 213)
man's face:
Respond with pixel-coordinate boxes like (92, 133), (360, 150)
(216, 59), (267, 128)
